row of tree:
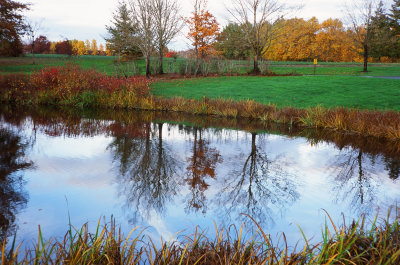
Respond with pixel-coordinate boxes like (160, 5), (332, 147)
(106, 0), (400, 74)
(24, 36), (109, 56)
(2, 0), (399, 73)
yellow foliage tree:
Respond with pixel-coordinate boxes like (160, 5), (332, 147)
(314, 19), (361, 62)
(265, 17), (319, 61)
(71, 39), (88, 55)
(99, 43), (104, 53)
(85, 40), (91, 55)
(49, 42), (56, 54)
(265, 17), (364, 62)
(91, 39), (98, 55)
(105, 43), (114, 56)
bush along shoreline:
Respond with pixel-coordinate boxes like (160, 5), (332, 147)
(2, 211), (400, 264)
(1, 64), (399, 141)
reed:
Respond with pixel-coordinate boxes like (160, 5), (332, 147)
(1, 210), (400, 264)
(1, 65), (400, 142)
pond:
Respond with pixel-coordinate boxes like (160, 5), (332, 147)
(1, 105), (400, 248)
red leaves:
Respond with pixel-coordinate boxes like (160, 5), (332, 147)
(185, 1), (220, 58)
(1, 64), (151, 101)
(165, 51), (178, 58)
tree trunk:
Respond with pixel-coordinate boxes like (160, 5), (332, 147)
(31, 44), (35, 65)
(253, 54), (260, 75)
(251, 133), (257, 155)
(194, 44), (199, 76)
(158, 49), (164, 75)
(145, 55), (151, 78)
(358, 150), (364, 204)
(363, 43), (368, 72)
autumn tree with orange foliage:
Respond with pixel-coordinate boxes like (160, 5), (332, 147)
(265, 17), (319, 61)
(315, 19), (361, 62)
(265, 17), (362, 62)
(186, 0), (220, 75)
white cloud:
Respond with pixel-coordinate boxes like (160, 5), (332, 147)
(25, 0), (353, 49)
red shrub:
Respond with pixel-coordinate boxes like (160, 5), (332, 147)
(165, 51), (178, 59)
(28, 64), (151, 98)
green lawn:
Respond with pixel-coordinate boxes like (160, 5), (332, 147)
(270, 65), (400, 76)
(1, 54), (399, 77)
(0, 54), (146, 75)
(152, 76), (400, 111)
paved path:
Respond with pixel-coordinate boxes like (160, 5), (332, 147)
(306, 75), (400, 80)
(367, 76), (400, 80)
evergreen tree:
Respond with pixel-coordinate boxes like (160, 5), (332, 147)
(370, 1), (399, 60)
(105, 1), (142, 64)
(389, 0), (400, 35)
(215, 23), (252, 60)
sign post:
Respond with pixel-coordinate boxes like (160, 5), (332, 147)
(313, 59), (317, 75)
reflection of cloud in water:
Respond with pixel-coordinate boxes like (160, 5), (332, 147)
(29, 155), (113, 189)
(5, 106), (400, 249)
(33, 134), (112, 158)
(147, 209), (175, 240)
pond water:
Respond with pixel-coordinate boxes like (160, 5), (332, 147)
(1, 106), (400, 248)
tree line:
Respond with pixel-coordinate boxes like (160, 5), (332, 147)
(106, 0), (400, 75)
(1, 0), (400, 74)
(22, 36), (109, 56)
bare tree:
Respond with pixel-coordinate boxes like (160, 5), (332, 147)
(128, 0), (155, 77)
(345, 0), (380, 72)
(226, 0), (286, 74)
(26, 20), (42, 65)
(152, 0), (183, 75)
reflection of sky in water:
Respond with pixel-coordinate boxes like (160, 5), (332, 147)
(2, 118), (400, 248)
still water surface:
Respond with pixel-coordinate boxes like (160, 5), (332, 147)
(1, 106), (400, 247)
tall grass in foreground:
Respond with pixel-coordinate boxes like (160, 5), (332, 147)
(1, 65), (400, 141)
(1, 212), (400, 264)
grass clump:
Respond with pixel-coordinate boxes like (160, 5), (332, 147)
(1, 211), (400, 264)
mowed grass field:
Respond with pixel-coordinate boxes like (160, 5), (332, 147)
(152, 76), (400, 111)
(0, 54), (130, 75)
(1, 54), (400, 111)
(1, 54), (400, 76)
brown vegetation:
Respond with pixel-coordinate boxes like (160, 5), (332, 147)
(1, 211), (400, 264)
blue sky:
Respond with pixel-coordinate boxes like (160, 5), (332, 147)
(24, 0), (388, 50)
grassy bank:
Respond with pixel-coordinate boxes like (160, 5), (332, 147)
(1, 65), (400, 141)
(152, 76), (400, 110)
(2, 212), (400, 264)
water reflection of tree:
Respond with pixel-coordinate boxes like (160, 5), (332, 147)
(108, 122), (180, 224)
(184, 127), (222, 214)
(0, 128), (32, 239)
(384, 157), (400, 180)
(331, 149), (378, 214)
(217, 133), (299, 226)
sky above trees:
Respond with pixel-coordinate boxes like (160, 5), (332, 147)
(25, 0), (391, 50)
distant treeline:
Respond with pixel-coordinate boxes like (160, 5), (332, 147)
(23, 37), (110, 56)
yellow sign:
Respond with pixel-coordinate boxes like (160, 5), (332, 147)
(314, 59), (318, 65)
